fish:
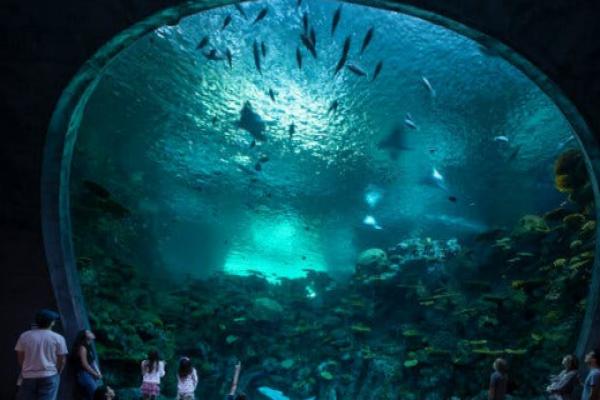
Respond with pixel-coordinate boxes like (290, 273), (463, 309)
(196, 36), (209, 50)
(296, 0), (303, 8)
(300, 34), (317, 58)
(203, 48), (223, 61)
(360, 27), (374, 54)
(259, 154), (270, 163)
(310, 27), (317, 48)
(372, 61), (383, 81)
(253, 7), (268, 24)
(378, 125), (411, 159)
(363, 215), (383, 230)
(258, 386), (290, 400)
(302, 12), (309, 34)
(334, 36), (351, 75)
(420, 167), (448, 191)
(234, 3), (247, 19)
(253, 40), (262, 74)
(404, 113), (417, 129)
(221, 14), (232, 30)
(327, 100), (339, 114)
(237, 101), (267, 141)
(493, 135), (509, 142)
(261, 41), (267, 58)
(250, 140), (256, 148)
(289, 123), (296, 139)
(211, 116), (217, 125)
(268, 88), (276, 102)
(448, 196), (457, 202)
(421, 76), (436, 97)
(346, 63), (367, 77)
(296, 47), (303, 69)
(83, 180), (111, 199)
(254, 162), (262, 172)
(225, 48), (232, 68)
(429, 148), (436, 154)
(331, 6), (342, 36)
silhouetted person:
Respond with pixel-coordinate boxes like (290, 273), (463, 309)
(72, 329), (102, 400)
(488, 358), (508, 400)
(582, 349), (600, 400)
(547, 354), (579, 400)
(15, 309), (68, 400)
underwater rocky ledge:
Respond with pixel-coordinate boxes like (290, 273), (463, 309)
(73, 149), (595, 399)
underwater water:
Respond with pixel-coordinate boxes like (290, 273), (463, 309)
(68, 0), (596, 399)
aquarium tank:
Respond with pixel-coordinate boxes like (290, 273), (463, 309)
(69, 0), (596, 399)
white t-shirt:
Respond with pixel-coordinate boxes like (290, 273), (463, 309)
(15, 329), (68, 379)
(177, 368), (198, 395)
(141, 360), (165, 384)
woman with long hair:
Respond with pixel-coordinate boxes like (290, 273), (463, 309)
(140, 350), (165, 400)
(72, 329), (102, 400)
(177, 357), (198, 400)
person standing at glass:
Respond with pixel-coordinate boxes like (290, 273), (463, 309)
(546, 354), (579, 400)
(72, 329), (102, 400)
(15, 309), (68, 400)
(488, 358), (508, 400)
(582, 350), (600, 400)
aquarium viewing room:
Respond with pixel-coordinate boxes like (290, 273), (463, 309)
(3, 1), (600, 400)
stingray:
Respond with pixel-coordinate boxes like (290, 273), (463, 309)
(378, 125), (412, 159)
(237, 101), (267, 141)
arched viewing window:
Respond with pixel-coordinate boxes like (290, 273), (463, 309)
(42, 1), (600, 398)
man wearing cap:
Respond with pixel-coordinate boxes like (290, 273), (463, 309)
(15, 309), (68, 400)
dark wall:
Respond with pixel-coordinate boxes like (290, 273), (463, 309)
(1, 1), (600, 399)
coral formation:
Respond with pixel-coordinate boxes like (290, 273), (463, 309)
(72, 149), (596, 399)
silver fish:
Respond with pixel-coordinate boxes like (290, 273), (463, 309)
(421, 76), (436, 97)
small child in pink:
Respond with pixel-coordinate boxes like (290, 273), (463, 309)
(177, 357), (198, 400)
(140, 351), (165, 400)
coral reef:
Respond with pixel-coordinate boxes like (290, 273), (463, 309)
(71, 149), (596, 399)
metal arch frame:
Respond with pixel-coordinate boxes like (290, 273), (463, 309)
(41, 0), (600, 369)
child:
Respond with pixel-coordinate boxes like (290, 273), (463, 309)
(140, 351), (165, 400)
(488, 358), (508, 400)
(177, 357), (198, 400)
(93, 385), (116, 400)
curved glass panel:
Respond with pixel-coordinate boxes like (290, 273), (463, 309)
(69, 0), (595, 398)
